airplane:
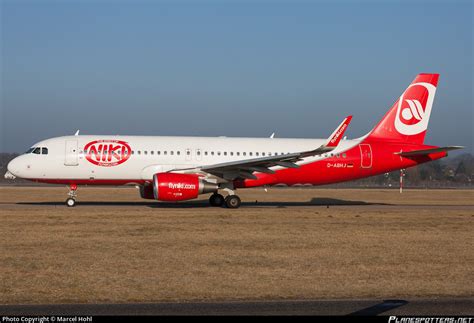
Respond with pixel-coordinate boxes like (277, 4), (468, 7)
(4, 73), (462, 208)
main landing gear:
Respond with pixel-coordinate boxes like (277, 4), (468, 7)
(66, 184), (78, 207)
(209, 192), (242, 209)
(209, 193), (225, 207)
(225, 195), (241, 209)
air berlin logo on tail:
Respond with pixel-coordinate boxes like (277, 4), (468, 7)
(395, 82), (436, 136)
(84, 140), (131, 167)
(402, 99), (425, 121)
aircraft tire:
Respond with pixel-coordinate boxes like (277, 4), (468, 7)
(66, 198), (76, 207)
(209, 193), (225, 207)
(225, 195), (241, 209)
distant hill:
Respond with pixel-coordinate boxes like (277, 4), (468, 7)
(1, 152), (472, 188)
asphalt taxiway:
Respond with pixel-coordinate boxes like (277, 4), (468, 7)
(0, 299), (473, 316)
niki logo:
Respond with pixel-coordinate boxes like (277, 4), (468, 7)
(84, 140), (131, 167)
(395, 82), (436, 135)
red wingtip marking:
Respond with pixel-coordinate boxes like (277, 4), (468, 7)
(327, 116), (352, 147)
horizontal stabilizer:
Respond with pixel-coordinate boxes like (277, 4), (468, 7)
(395, 146), (463, 157)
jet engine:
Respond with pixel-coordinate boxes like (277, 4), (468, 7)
(151, 173), (218, 201)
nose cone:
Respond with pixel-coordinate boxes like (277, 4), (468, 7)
(6, 157), (20, 178)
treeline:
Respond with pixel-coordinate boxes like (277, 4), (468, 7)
(1, 152), (472, 188)
(333, 153), (473, 188)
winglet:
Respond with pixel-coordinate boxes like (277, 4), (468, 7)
(325, 116), (352, 148)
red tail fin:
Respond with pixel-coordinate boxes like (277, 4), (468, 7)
(367, 73), (439, 144)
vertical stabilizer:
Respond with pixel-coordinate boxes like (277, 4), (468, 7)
(367, 73), (439, 144)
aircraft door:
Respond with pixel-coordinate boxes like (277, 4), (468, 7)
(359, 144), (372, 168)
(65, 140), (79, 166)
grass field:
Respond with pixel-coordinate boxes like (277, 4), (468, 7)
(0, 187), (473, 304)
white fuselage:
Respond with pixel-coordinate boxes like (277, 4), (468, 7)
(7, 135), (361, 183)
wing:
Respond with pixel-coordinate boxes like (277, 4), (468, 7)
(172, 116), (352, 181)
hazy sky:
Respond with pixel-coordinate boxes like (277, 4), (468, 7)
(1, 0), (473, 153)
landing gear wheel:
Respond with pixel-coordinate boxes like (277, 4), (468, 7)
(225, 195), (241, 209)
(209, 193), (225, 207)
(66, 198), (76, 207)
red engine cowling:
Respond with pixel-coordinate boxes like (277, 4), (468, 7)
(153, 173), (218, 201)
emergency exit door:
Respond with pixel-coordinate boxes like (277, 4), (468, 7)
(359, 144), (372, 168)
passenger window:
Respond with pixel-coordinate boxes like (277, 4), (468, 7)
(170, 151), (174, 155)
(256, 152), (259, 156)
(342, 153), (347, 158)
(205, 151), (208, 156)
(230, 152), (233, 156)
(42, 147), (48, 155)
(164, 151), (167, 155)
(197, 151), (201, 156)
(144, 151), (148, 155)
(157, 151), (160, 155)
(237, 152), (240, 156)
(217, 152), (221, 156)
(187, 150), (191, 156)
(211, 152), (214, 156)
(223, 152), (227, 156)
(249, 152), (253, 156)
(243, 152), (246, 156)
(137, 151), (141, 155)
(151, 151), (154, 155)
(177, 151), (180, 155)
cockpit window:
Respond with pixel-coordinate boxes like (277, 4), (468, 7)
(42, 147), (48, 155)
(25, 148), (35, 154)
(32, 147), (41, 154)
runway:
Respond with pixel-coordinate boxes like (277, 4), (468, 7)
(0, 299), (473, 315)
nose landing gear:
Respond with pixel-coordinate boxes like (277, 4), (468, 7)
(66, 184), (77, 207)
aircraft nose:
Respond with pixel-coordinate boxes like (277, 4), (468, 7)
(6, 157), (20, 178)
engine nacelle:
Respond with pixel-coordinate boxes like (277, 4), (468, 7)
(152, 173), (218, 201)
